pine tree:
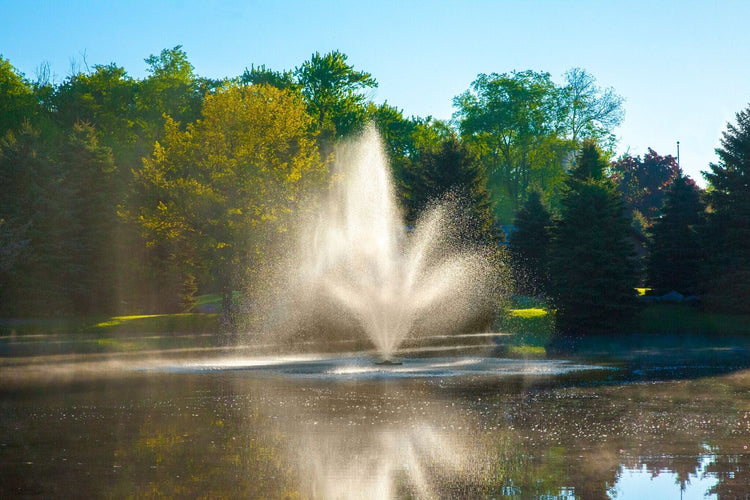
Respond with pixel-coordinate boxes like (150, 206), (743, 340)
(509, 189), (551, 296)
(646, 173), (705, 296)
(402, 134), (499, 244)
(548, 141), (638, 337)
(701, 104), (750, 312)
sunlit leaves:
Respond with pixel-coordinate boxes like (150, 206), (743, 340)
(0, 57), (38, 134)
(454, 70), (573, 223)
(133, 83), (325, 315)
(295, 50), (377, 144)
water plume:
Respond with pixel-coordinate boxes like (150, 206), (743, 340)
(262, 125), (499, 361)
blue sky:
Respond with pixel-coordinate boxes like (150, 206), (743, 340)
(2, 0), (749, 185)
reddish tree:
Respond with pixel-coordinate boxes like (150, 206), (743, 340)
(610, 149), (680, 222)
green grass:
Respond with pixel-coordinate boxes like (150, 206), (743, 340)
(91, 313), (219, 334)
(508, 308), (548, 319)
(0, 312), (222, 356)
(1, 312), (219, 338)
(497, 301), (750, 359)
(497, 307), (556, 353)
(506, 344), (547, 358)
(195, 293), (222, 307)
(637, 304), (750, 336)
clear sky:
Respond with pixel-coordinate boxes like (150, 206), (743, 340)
(2, 0), (749, 185)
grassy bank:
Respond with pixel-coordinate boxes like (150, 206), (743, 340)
(4, 297), (750, 360)
(0, 313), (219, 337)
(495, 306), (555, 358)
(0, 313), (221, 357)
(637, 304), (750, 336)
(496, 301), (750, 358)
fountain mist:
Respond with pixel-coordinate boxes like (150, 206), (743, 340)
(265, 125), (498, 361)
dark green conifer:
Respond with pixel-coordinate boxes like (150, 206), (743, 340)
(403, 134), (499, 244)
(509, 189), (551, 296)
(700, 104), (750, 312)
(548, 141), (638, 336)
(646, 173), (705, 296)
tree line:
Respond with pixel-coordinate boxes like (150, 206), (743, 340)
(1, 47), (748, 335)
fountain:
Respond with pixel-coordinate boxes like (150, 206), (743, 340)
(265, 125), (499, 362)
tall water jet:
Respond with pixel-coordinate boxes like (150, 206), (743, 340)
(265, 125), (499, 361)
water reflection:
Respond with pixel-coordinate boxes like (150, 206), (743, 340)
(3, 354), (750, 498)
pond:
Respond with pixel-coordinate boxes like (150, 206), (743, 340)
(2, 340), (750, 499)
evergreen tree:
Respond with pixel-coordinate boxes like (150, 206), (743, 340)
(548, 141), (638, 337)
(646, 173), (705, 296)
(402, 133), (499, 244)
(509, 189), (552, 296)
(0, 120), (121, 316)
(57, 122), (120, 314)
(0, 123), (77, 315)
(701, 103), (750, 313)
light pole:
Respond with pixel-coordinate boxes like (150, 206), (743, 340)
(677, 140), (680, 168)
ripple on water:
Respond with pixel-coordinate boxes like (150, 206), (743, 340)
(157, 354), (614, 381)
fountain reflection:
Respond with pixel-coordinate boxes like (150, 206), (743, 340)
(4, 352), (750, 498)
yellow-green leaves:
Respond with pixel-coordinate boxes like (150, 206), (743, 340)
(133, 82), (325, 289)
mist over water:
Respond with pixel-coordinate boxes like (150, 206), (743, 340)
(263, 125), (498, 360)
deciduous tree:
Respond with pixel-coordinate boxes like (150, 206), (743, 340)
(136, 46), (219, 144)
(610, 149), (680, 223)
(0, 57), (39, 135)
(295, 50), (377, 148)
(559, 67), (624, 149)
(132, 83), (325, 324)
(454, 70), (570, 223)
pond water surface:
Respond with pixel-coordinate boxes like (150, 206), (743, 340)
(2, 342), (750, 499)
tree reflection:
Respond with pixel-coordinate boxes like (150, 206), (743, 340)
(5, 359), (750, 498)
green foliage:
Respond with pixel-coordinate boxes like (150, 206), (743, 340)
(0, 121), (121, 316)
(454, 69), (623, 224)
(646, 173), (705, 295)
(454, 70), (569, 222)
(701, 103), (750, 313)
(509, 189), (552, 296)
(366, 101), (419, 188)
(53, 63), (138, 143)
(137, 46), (212, 142)
(401, 131), (499, 243)
(0, 124), (64, 315)
(131, 83), (325, 324)
(240, 64), (297, 91)
(0, 57), (39, 135)
(548, 142), (639, 336)
(559, 67), (624, 149)
(295, 50), (377, 147)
